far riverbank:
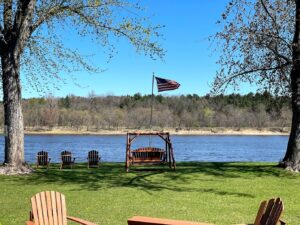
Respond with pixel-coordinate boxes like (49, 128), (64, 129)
(22, 127), (290, 136)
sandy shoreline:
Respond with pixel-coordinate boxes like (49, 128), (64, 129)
(22, 127), (290, 136)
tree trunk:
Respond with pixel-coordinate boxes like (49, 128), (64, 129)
(1, 51), (24, 168)
(281, 0), (300, 171)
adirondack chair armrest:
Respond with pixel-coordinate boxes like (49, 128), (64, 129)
(128, 216), (215, 225)
(26, 221), (36, 225)
(67, 216), (98, 225)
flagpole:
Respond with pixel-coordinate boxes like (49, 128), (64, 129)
(150, 72), (155, 130)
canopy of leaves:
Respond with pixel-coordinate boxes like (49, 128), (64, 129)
(211, 0), (294, 96)
(0, 0), (164, 93)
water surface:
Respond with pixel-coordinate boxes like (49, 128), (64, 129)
(0, 135), (288, 163)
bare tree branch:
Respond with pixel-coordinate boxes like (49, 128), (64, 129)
(254, 30), (292, 51)
(211, 0), (293, 95)
(217, 62), (291, 90)
(260, 0), (280, 35)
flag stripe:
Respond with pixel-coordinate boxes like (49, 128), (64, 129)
(155, 76), (180, 92)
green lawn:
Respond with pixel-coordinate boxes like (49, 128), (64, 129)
(0, 162), (299, 225)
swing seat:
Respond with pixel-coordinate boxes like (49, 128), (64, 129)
(131, 147), (165, 165)
(125, 132), (176, 172)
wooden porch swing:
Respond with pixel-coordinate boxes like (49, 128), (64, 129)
(125, 131), (176, 172)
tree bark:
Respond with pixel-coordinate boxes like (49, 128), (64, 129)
(1, 50), (24, 168)
(282, 0), (300, 171)
(0, 0), (35, 169)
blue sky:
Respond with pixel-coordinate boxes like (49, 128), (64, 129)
(22, 0), (255, 98)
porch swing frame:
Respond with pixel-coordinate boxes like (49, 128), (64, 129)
(125, 131), (176, 172)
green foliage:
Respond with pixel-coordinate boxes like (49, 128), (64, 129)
(133, 93), (142, 101)
(19, 92), (292, 130)
(0, 162), (299, 224)
(203, 107), (214, 118)
(4, 0), (165, 94)
(58, 96), (71, 109)
(28, 98), (46, 106)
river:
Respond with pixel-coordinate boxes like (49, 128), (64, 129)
(0, 135), (289, 163)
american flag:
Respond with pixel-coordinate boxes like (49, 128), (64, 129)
(155, 76), (180, 92)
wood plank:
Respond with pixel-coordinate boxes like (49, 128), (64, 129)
(61, 193), (67, 225)
(67, 216), (98, 225)
(31, 196), (39, 225)
(51, 191), (58, 225)
(35, 193), (45, 225)
(266, 198), (279, 225)
(128, 216), (215, 225)
(133, 159), (163, 163)
(45, 191), (54, 225)
(266, 198), (283, 225)
(253, 200), (267, 225)
(40, 192), (49, 225)
(260, 198), (275, 225)
(56, 192), (63, 225)
(273, 202), (283, 225)
(132, 149), (164, 152)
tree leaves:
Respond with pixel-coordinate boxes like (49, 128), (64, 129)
(211, 0), (294, 96)
(0, 0), (165, 93)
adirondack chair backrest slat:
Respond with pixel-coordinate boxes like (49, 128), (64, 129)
(61, 193), (67, 225)
(45, 192), (53, 225)
(51, 191), (58, 225)
(253, 198), (284, 225)
(31, 194), (41, 225)
(56, 192), (63, 225)
(260, 199), (275, 225)
(266, 199), (283, 225)
(40, 192), (48, 225)
(31, 191), (67, 225)
(254, 200), (267, 225)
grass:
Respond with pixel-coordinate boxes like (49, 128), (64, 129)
(0, 162), (300, 225)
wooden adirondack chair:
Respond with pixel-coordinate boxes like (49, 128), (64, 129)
(87, 150), (101, 168)
(26, 191), (98, 225)
(60, 151), (75, 169)
(235, 197), (286, 225)
(36, 151), (51, 169)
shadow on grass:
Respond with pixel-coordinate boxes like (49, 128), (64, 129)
(176, 162), (287, 178)
(5, 162), (294, 197)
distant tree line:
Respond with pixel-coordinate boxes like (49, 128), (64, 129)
(4, 92), (290, 131)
